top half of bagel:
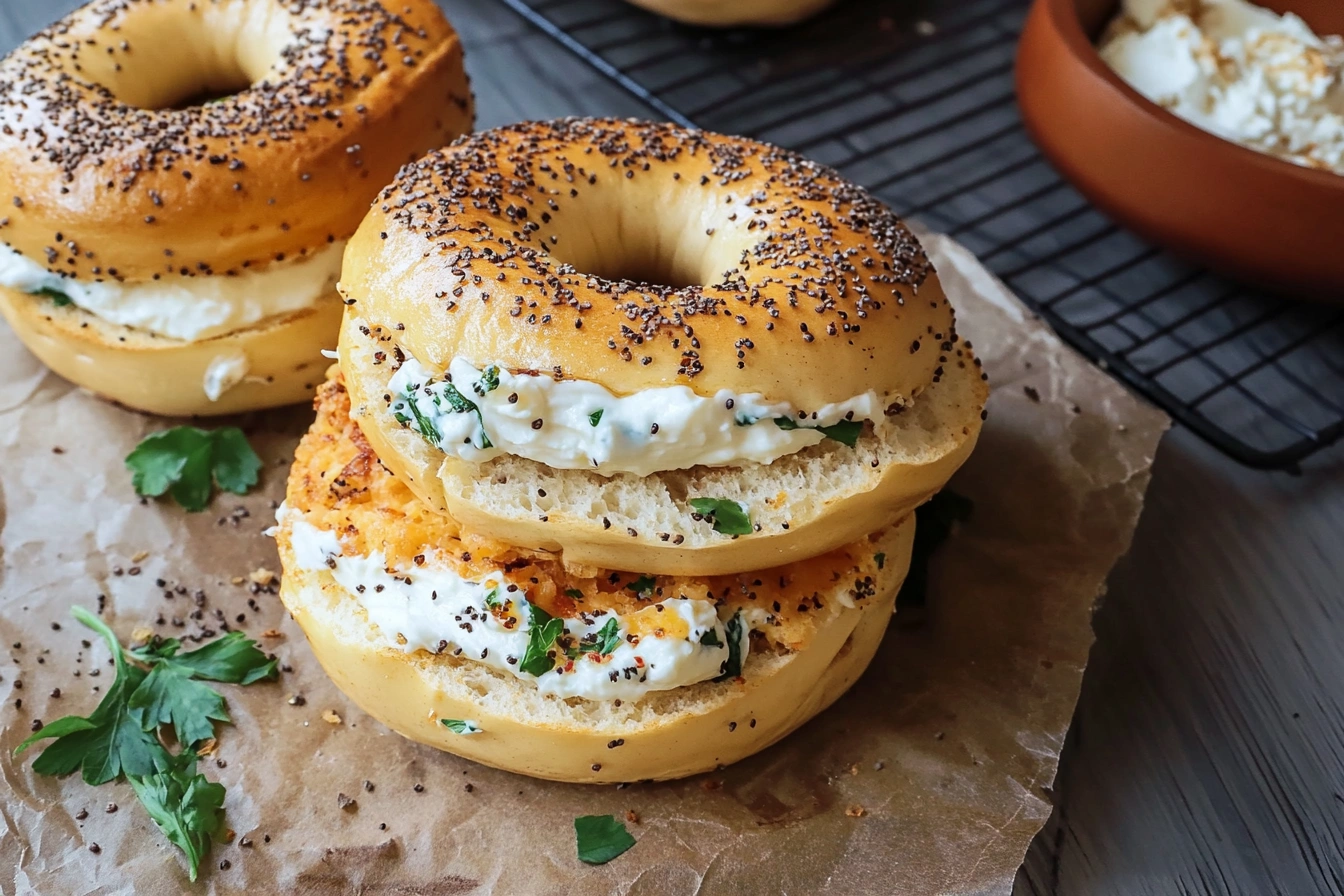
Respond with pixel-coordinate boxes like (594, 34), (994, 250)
(341, 118), (957, 414)
(0, 0), (473, 281)
(338, 118), (987, 574)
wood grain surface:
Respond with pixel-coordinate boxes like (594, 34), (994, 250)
(0, 2), (1340, 894)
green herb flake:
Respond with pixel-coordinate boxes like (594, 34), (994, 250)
(574, 814), (636, 865)
(773, 416), (864, 447)
(874, 552), (886, 570)
(125, 427), (262, 512)
(34, 286), (73, 307)
(519, 603), (565, 677)
(592, 617), (622, 655)
(403, 390), (442, 443)
(714, 612), (745, 681)
(688, 497), (752, 536)
(440, 719), (482, 735)
(699, 628), (723, 648)
(484, 588), (503, 610)
(588, 409), (603, 427)
(128, 755), (226, 882)
(624, 575), (657, 598)
(564, 588), (585, 602)
(475, 366), (501, 396)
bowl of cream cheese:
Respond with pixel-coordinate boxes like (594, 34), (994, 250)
(1016, 0), (1344, 299)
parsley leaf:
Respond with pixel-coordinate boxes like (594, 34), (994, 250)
(714, 612), (745, 682)
(15, 607), (171, 784)
(574, 814), (636, 865)
(564, 588), (585, 602)
(874, 552), (886, 570)
(689, 497), (753, 536)
(128, 664), (230, 748)
(699, 628), (723, 648)
(519, 603), (565, 677)
(592, 617), (622, 655)
(125, 427), (261, 512)
(34, 286), (73, 306)
(772, 416), (864, 447)
(440, 719), (482, 735)
(588, 409), (603, 427)
(130, 632), (278, 685)
(624, 575), (657, 598)
(483, 588), (503, 610)
(127, 755), (226, 882)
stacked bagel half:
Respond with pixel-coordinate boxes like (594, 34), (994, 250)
(273, 118), (988, 783)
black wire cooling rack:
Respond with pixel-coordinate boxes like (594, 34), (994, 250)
(497, 0), (1344, 470)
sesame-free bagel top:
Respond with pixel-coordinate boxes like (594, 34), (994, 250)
(0, 0), (472, 281)
(342, 118), (957, 410)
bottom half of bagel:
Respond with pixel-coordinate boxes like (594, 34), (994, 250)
(0, 285), (343, 416)
(273, 370), (916, 783)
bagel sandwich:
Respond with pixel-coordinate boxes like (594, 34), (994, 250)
(338, 118), (988, 576)
(0, 0), (473, 415)
(273, 370), (916, 783)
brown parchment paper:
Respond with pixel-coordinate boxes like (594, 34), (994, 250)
(0, 234), (1168, 896)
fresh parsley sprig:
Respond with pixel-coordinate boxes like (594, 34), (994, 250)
(14, 607), (277, 880)
(125, 427), (262, 512)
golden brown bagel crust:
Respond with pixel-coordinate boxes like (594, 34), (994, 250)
(624, 0), (835, 26)
(341, 117), (956, 411)
(0, 283), (339, 416)
(0, 0), (473, 282)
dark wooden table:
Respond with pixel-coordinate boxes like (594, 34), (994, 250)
(2, 2), (1341, 893)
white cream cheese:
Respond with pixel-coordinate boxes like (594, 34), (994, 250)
(202, 352), (250, 402)
(0, 240), (345, 341)
(386, 354), (883, 476)
(1100, 0), (1344, 175)
(283, 512), (749, 701)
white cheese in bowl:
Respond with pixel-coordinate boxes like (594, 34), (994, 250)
(1099, 0), (1344, 175)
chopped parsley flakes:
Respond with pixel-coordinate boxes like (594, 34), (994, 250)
(440, 719), (483, 735)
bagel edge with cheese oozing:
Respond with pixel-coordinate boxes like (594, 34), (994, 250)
(340, 118), (987, 575)
(0, 0), (473, 416)
(273, 371), (916, 783)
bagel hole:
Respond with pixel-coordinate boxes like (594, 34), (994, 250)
(81, 2), (293, 111)
(554, 246), (702, 291)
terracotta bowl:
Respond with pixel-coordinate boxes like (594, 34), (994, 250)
(1016, 0), (1344, 301)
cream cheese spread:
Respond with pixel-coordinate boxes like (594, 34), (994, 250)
(0, 240), (344, 341)
(1100, 0), (1344, 174)
(282, 511), (749, 701)
(386, 354), (883, 476)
